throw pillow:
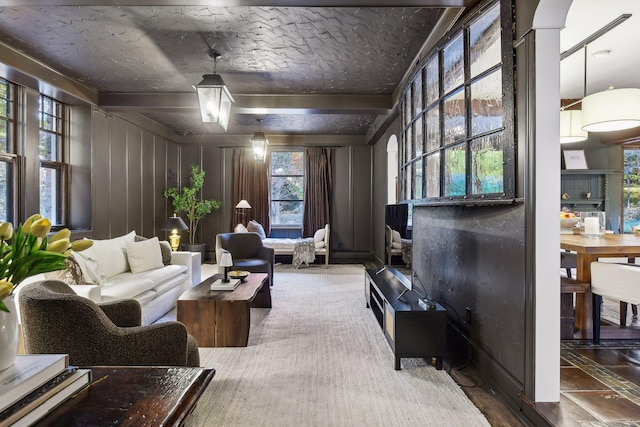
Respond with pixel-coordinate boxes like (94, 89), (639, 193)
(314, 228), (326, 245)
(70, 245), (107, 285)
(136, 235), (172, 265)
(234, 223), (248, 233)
(247, 220), (267, 239)
(43, 256), (87, 285)
(158, 240), (172, 265)
(90, 231), (136, 278)
(125, 237), (164, 274)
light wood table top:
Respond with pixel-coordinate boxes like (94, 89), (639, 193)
(560, 233), (640, 338)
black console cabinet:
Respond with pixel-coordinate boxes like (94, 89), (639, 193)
(364, 268), (446, 370)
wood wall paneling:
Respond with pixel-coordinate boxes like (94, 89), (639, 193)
(91, 111), (111, 239)
(68, 105), (91, 231)
(126, 126), (143, 235)
(141, 132), (154, 238)
(109, 121), (127, 237)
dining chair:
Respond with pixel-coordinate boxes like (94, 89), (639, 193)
(590, 261), (640, 344)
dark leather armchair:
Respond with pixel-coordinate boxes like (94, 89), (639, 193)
(19, 280), (200, 367)
(216, 232), (275, 287)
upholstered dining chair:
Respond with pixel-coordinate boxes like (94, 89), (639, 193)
(216, 232), (275, 287)
(590, 262), (640, 344)
(19, 280), (200, 367)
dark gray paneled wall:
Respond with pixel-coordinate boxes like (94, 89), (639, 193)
(331, 145), (372, 258)
(68, 105), (92, 231)
(91, 110), (177, 240)
(412, 204), (526, 394)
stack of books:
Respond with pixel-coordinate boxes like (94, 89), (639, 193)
(0, 354), (91, 426)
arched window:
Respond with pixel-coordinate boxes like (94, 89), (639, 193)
(387, 135), (398, 204)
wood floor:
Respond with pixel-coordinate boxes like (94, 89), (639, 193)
(466, 297), (640, 426)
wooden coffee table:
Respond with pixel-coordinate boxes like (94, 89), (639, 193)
(177, 273), (271, 347)
(37, 366), (214, 426)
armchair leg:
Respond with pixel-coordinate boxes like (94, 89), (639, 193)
(593, 294), (603, 344)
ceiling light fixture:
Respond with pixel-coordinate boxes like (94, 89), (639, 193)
(560, 109), (587, 143)
(251, 118), (269, 162)
(582, 87), (640, 132)
(195, 49), (234, 131)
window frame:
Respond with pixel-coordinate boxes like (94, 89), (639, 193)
(38, 94), (68, 228)
(0, 78), (17, 223)
(269, 150), (305, 228)
(398, 0), (515, 206)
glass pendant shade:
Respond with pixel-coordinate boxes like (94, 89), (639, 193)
(196, 73), (234, 131)
(560, 110), (588, 143)
(582, 88), (640, 132)
(251, 131), (269, 162)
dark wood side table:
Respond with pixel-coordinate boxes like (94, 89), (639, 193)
(177, 272), (271, 347)
(36, 366), (215, 426)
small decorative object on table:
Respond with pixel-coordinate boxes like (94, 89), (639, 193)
(579, 211), (605, 238)
(0, 214), (93, 371)
(228, 270), (250, 282)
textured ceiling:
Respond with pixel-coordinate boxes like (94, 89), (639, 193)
(0, 4), (449, 138)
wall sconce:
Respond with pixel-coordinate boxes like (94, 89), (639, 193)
(195, 49), (234, 131)
(235, 199), (252, 226)
(251, 118), (269, 162)
(161, 214), (189, 251)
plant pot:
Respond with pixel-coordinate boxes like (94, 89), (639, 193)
(181, 243), (206, 264)
(0, 294), (19, 371)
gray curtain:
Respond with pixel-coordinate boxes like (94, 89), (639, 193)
(303, 148), (332, 237)
(232, 149), (270, 235)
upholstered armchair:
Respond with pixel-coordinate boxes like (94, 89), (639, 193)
(19, 280), (200, 367)
(216, 232), (275, 287)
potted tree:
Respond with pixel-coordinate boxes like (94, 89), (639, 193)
(164, 164), (221, 263)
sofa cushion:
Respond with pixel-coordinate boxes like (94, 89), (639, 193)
(126, 237), (164, 274)
(100, 277), (157, 301)
(247, 220), (267, 239)
(314, 227), (326, 245)
(135, 235), (172, 265)
(90, 231), (136, 278)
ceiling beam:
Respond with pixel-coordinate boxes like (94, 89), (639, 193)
(98, 93), (392, 115)
(0, 1), (467, 6)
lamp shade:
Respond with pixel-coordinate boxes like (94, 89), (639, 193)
(560, 110), (588, 143)
(161, 215), (188, 231)
(581, 88), (640, 132)
(196, 73), (234, 131)
(219, 250), (233, 267)
(235, 200), (252, 209)
(251, 131), (269, 162)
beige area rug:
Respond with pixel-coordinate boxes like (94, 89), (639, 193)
(185, 264), (489, 427)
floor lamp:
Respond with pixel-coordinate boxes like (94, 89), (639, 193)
(235, 200), (252, 226)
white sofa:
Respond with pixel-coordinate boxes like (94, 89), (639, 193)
(20, 231), (195, 326)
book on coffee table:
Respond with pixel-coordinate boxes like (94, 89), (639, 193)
(210, 278), (241, 291)
(0, 354), (69, 412)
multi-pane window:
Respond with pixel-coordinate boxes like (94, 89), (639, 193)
(400, 0), (512, 203)
(0, 79), (15, 223)
(39, 95), (65, 226)
(270, 151), (304, 226)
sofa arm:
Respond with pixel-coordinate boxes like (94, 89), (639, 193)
(170, 251), (200, 285)
(98, 299), (142, 327)
(68, 284), (101, 302)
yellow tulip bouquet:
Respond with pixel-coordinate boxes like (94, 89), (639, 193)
(0, 214), (93, 313)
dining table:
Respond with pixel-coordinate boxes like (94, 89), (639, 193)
(560, 233), (640, 338)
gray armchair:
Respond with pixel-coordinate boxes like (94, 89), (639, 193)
(216, 232), (275, 287)
(19, 280), (200, 367)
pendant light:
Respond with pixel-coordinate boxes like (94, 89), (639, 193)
(582, 87), (640, 132)
(559, 45), (588, 143)
(251, 118), (269, 162)
(195, 49), (234, 131)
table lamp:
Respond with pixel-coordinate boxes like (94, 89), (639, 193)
(219, 250), (233, 283)
(161, 215), (189, 251)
